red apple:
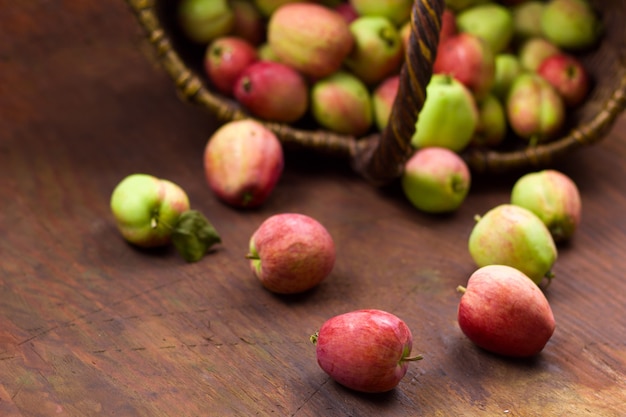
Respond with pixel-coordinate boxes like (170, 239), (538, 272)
(457, 265), (556, 358)
(372, 74), (400, 131)
(230, 0), (266, 46)
(203, 119), (284, 208)
(247, 213), (336, 294)
(234, 60), (309, 123)
(312, 309), (422, 393)
(204, 36), (258, 96)
(334, 3), (359, 24)
(537, 53), (590, 107)
(433, 32), (495, 100)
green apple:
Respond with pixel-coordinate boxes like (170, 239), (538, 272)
(402, 147), (471, 213)
(512, 1), (545, 41)
(110, 174), (190, 248)
(468, 204), (558, 285)
(491, 53), (523, 100)
(541, 0), (603, 50)
(511, 169), (582, 242)
(456, 3), (514, 54)
(344, 16), (404, 85)
(444, 0), (490, 13)
(517, 37), (561, 72)
(411, 74), (479, 152)
(178, 0), (234, 44)
(348, 0), (413, 26)
(470, 93), (507, 148)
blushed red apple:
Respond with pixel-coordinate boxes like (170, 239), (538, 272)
(204, 36), (258, 96)
(312, 309), (422, 393)
(537, 53), (590, 107)
(457, 265), (556, 358)
(203, 119), (284, 208)
(434, 32), (495, 100)
(234, 60), (309, 123)
(247, 213), (336, 294)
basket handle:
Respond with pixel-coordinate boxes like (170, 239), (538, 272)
(352, 0), (444, 185)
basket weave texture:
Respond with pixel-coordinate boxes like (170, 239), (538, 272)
(126, 0), (626, 185)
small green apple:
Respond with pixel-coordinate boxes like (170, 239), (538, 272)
(411, 74), (479, 152)
(541, 0), (602, 51)
(110, 174), (190, 248)
(456, 3), (514, 54)
(178, 0), (234, 44)
(402, 147), (471, 213)
(512, 1), (545, 41)
(471, 93), (507, 148)
(344, 16), (404, 85)
(348, 0), (413, 26)
(491, 53), (523, 100)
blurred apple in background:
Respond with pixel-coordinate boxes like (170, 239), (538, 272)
(178, 0), (234, 44)
(537, 53), (590, 107)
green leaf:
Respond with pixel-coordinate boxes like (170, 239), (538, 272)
(172, 210), (221, 263)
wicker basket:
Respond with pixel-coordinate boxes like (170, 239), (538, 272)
(125, 0), (626, 185)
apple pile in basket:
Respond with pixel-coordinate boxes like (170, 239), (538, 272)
(179, 0), (601, 148)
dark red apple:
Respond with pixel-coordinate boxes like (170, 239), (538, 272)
(537, 53), (590, 107)
(234, 60), (309, 123)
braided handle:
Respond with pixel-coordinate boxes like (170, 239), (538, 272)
(351, 0), (444, 185)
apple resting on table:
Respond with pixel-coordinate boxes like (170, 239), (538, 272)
(457, 265), (556, 358)
(247, 213), (335, 294)
(311, 309), (422, 393)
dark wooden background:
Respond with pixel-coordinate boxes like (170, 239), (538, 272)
(1, 1), (625, 416)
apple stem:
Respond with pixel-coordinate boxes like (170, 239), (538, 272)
(404, 354), (424, 362)
(245, 253), (258, 260)
(309, 332), (319, 345)
(473, 214), (481, 223)
(456, 285), (467, 294)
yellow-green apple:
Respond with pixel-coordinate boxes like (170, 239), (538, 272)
(311, 71), (373, 136)
(457, 265), (556, 357)
(433, 32), (496, 100)
(468, 204), (558, 285)
(372, 74), (399, 131)
(204, 36), (258, 96)
(401, 147), (471, 213)
(177, 0), (234, 44)
(456, 3), (514, 54)
(110, 173), (190, 248)
(203, 119), (283, 208)
(491, 53), (523, 100)
(348, 0), (413, 26)
(541, 0), (602, 51)
(267, 2), (354, 79)
(506, 72), (565, 143)
(537, 53), (590, 107)
(517, 37), (561, 72)
(247, 213), (335, 294)
(311, 309), (422, 393)
(344, 16), (403, 85)
(512, 0), (546, 42)
(511, 169), (582, 242)
(254, 0), (303, 17)
(470, 93), (507, 148)
(411, 74), (479, 152)
(233, 60), (309, 123)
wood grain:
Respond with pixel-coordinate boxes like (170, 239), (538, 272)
(1, 1), (625, 416)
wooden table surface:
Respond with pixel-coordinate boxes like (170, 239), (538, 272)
(2, 2), (626, 416)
